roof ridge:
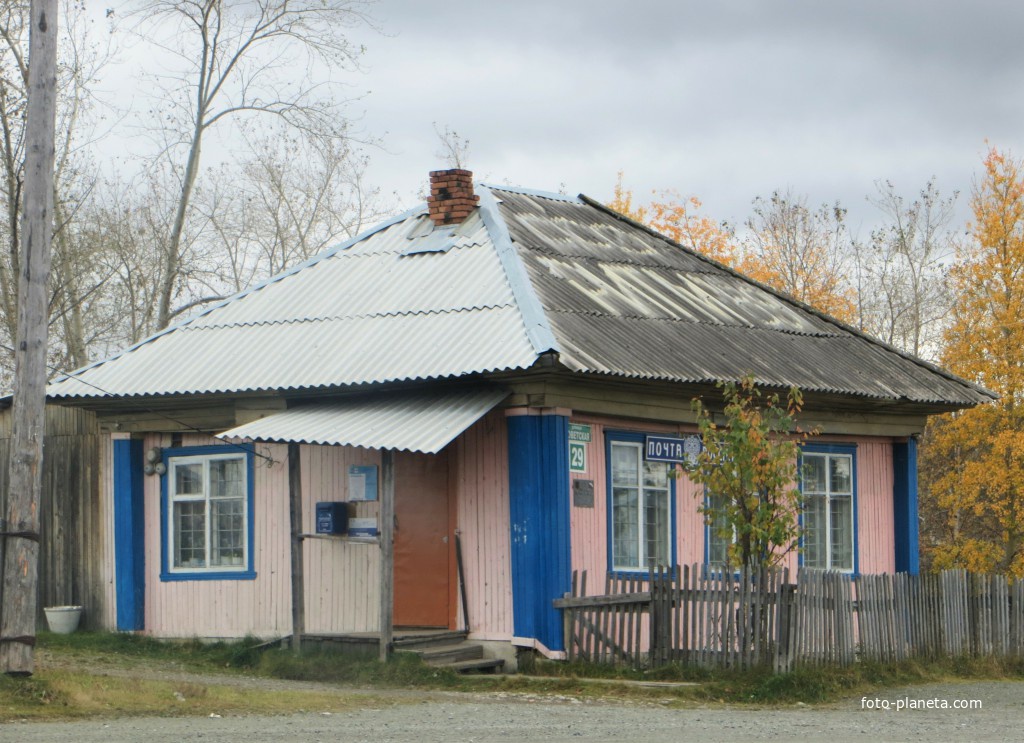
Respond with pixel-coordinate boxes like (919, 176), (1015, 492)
(476, 185), (559, 356)
(578, 193), (996, 402)
(479, 182), (582, 203)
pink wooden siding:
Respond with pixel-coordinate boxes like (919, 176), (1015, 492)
(569, 417), (700, 592)
(453, 410), (513, 640)
(143, 434), (292, 638)
(141, 433), (387, 638)
(99, 414), (898, 640)
(300, 443), (382, 634)
(96, 434), (118, 629)
(853, 438), (895, 574)
(568, 422), (899, 597)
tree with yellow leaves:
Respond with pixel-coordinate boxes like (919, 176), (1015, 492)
(608, 173), (737, 265)
(607, 176), (860, 324)
(920, 148), (1024, 576)
(740, 191), (859, 326)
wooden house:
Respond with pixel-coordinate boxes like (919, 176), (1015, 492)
(47, 169), (992, 665)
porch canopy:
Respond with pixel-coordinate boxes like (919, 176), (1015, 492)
(216, 387), (508, 453)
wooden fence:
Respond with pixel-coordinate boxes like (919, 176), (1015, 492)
(554, 565), (1024, 671)
(0, 406), (102, 627)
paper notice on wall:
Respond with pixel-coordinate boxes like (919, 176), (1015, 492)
(347, 465), (378, 501)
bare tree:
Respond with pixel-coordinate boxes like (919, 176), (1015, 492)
(741, 190), (858, 324)
(200, 129), (392, 291)
(434, 122), (469, 169)
(127, 0), (374, 329)
(0, 0), (114, 380)
(855, 179), (957, 359)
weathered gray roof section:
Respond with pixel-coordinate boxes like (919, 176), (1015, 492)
(48, 208), (538, 399)
(492, 187), (993, 407)
(218, 388), (508, 454)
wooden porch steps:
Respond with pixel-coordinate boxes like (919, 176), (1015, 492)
(291, 630), (505, 674)
(399, 634), (505, 674)
(392, 629), (468, 650)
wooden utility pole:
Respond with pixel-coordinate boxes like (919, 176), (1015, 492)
(0, 0), (59, 676)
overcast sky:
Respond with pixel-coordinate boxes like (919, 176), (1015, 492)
(344, 0), (1024, 237)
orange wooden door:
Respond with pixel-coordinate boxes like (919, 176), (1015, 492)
(393, 450), (451, 628)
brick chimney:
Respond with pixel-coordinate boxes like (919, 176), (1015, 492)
(427, 168), (479, 226)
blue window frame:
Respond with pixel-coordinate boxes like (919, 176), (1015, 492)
(160, 444), (256, 581)
(800, 443), (858, 574)
(605, 431), (676, 574)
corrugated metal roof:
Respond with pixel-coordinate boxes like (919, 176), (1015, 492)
(48, 181), (992, 410)
(49, 209), (537, 399)
(218, 388), (508, 454)
(492, 187), (994, 407)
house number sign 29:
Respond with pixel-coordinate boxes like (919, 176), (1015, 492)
(569, 423), (591, 473)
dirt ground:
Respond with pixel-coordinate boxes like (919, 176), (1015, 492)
(4, 677), (1023, 742)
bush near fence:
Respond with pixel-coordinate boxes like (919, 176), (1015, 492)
(553, 565), (1024, 672)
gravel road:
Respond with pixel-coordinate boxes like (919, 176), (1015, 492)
(4, 680), (1022, 743)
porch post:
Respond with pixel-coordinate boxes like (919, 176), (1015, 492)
(288, 442), (305, 653)
(379, 448), (395, 661)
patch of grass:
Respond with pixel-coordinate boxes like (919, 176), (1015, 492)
(23, 630), (1024, 713)
(528, 654), (1024, 705)
(259, 647), (467, 688)
(38, 631), (265, 672)
(0, 670), (383, 722)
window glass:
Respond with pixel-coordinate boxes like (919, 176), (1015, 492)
(175, 462), (203, 497)
(830, 456), (852, 495)
(168, 452), (248, 574)
(803, 455), (826, 493)
(211, 458), (244, 499)
(802, 451), (854, 571)
(612, 486), (639, 568)
(610, 440), (671, 571)
(174, 500), (206, 568)
(706, 492), (733, 569)
(802, 494), (827, 569)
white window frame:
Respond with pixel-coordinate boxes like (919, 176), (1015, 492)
(166, 451), (249, 575)
(801, 448), (856, 573)
(609, 439), (672, 572)
(705, 491), (736, 570)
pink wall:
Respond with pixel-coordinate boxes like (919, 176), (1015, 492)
(103, 411), (897, 640)
(139, 433), (387, 639)
(853, 438), (896, 574)
(96, 434), (119, 629)
(453, 410), (514, 641)
(143, 434), (292, 638)
(568, 420), (898, 596)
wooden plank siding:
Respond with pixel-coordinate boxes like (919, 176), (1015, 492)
(139, 433), (387, 639)
(567, 418), (898, 599)
(854, 439), (896, 574)
(0, 406), (103, 628)
(95, 410), (513, 640)
(453, 410), (513, 641)
(300, 442), (382, 635)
